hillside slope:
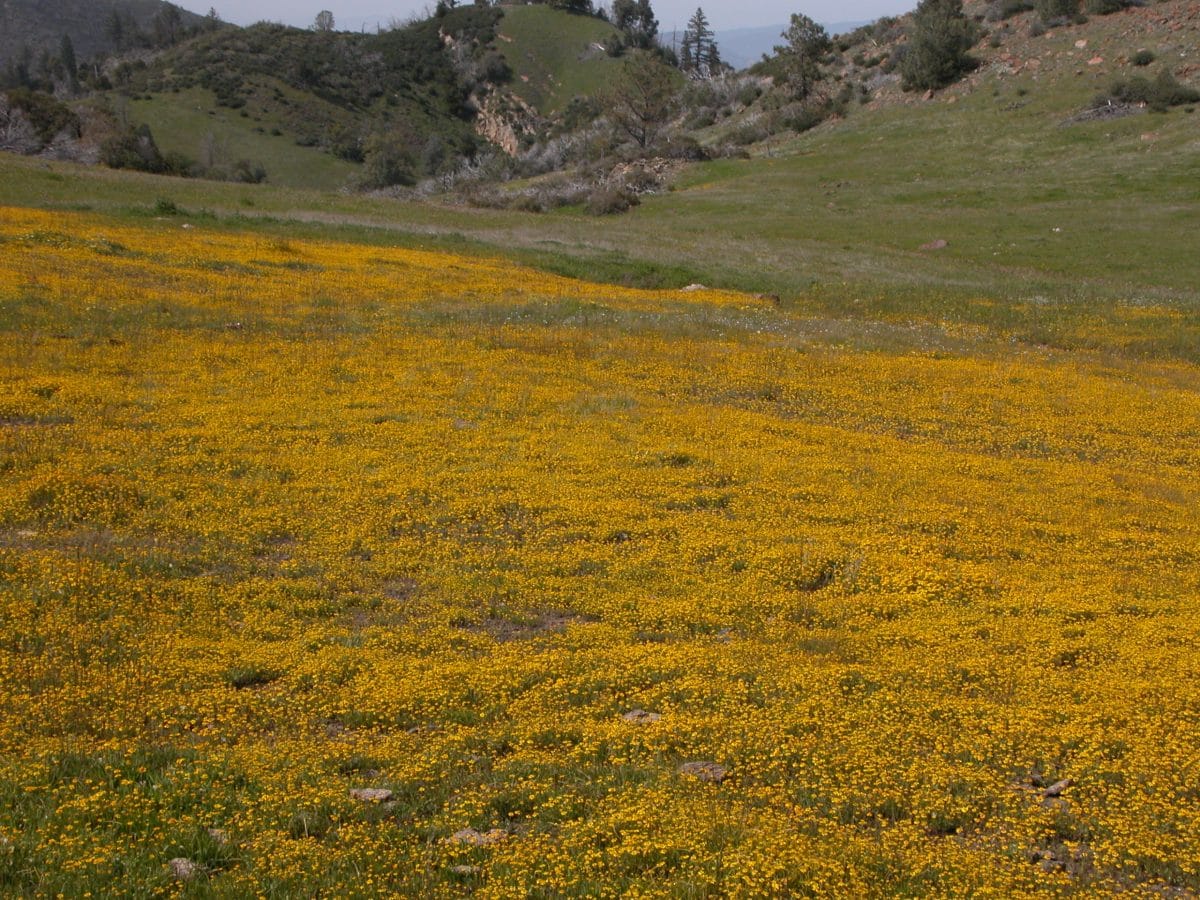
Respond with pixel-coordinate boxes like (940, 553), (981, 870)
(110, 6), (507, 189)
(497, 5), (623, 115)
(0, 0), (207, 67)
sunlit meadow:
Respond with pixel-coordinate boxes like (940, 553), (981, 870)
(0, 206), (1197, 896)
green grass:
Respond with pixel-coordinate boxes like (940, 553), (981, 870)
(2, 41), (1197, 361)
(498, 5), (622, 114)
(128, 87), (359, 191)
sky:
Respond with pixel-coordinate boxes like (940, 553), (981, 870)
(203, 1), (916, 33)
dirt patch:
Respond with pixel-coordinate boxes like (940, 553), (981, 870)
(460, 610), (597, 643)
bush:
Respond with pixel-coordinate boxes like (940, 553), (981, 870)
(987, 0), (1034, 20)
(586, 186), (639, 215)
(780, 104), (830, 133)
(233, 159), (268, 183)
(101, 124), (168, 174)
(1085, 0), (1131, 12)
(685, 107), (717, 129)
(649, 134), (708, 161)
(1035, 0), (1077, 21)
(727, 121), (769, 145)
(901, 0), (981, 92)
(1105, 71), (1200, 111)
(1131, 50), (1155, 67)
(3, 89), (81, 145)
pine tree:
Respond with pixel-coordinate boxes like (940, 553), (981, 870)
(106, 9), (126, 50)
(612, 0), (637, 32)
(775, 13), (829, 101)
(59, 35), (77, 84)
(682, 8), (719, 77)
(900, 0), (979, 91)
(679, 29), (695, 72)
(634, 0), (658, 47)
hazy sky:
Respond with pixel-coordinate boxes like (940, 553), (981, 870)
(204, 2), (916, 33)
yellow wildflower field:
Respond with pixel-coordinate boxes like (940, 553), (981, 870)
(1, 206), (1198, 897)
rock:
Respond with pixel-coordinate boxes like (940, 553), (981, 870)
(622, 709), (662, 725)
(1043, 778), (1072, 798)
(1075, 39), (1088, 49)
(166, 858), (202, 882)
(449, 865), (481, 877)
(920, 239), (949, 251)
(206, 827), (229, 846)
(754, 293), (781, 304)
(449, 828), (507, 847)
(681, 283), (707, 292)
(679, 761), (728, 783)
(1088, 56), (1104, 66)
(922, 89), (934, 101)
(349, 787), (394, 803)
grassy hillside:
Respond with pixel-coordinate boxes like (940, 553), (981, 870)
(103, 7), (504, 187)
(3, 16), (1195, 362)
(497, 5), (623, 114)
(1, 3), (1196, 347)
(127, 87), (359, 191)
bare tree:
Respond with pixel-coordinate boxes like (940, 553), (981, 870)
(313, 10), (335, 32)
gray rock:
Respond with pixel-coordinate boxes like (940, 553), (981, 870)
(1043, 779), (1072, 798)
(449, 827), (507, 847)
(349, 787), (394, 803)
(621, 709), (662, 725)
(166, 858), (202, 882)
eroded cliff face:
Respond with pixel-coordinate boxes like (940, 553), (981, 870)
(472, 87), (540, 157)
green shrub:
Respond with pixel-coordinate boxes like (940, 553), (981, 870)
(1035, 0), (1077, 22)
(1085, 0), (1131, 12)
(223, 665), (281, 689)
(1105, 70), (1200, 111)
(1131, 50), (1155, 67)
(3, 88), (81, 145)
(586, 186), (639, 215)
(987, 0), (1035, 20)
(901, 0), (981, 92)
(100, 124), (168, 174)
(233, 159), (268, 184)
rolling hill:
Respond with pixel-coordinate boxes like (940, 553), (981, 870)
(0, 0), (208, 67)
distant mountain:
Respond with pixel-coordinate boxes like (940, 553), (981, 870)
(667, 21), (872, 70)
(0, 0), (208, 67)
